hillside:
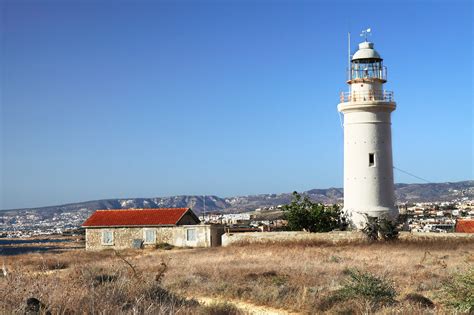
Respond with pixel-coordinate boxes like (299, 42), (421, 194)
(2, 181), (472, 218)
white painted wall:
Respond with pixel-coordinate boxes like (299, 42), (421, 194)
(338, 102), (397, 227)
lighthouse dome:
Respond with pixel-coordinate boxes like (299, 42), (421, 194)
(352, 42), (382, 61)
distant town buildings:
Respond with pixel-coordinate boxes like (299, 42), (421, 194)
(1, 198), (473, 238)
(0, 207), (91, 238)
(398, 199), (474, 233)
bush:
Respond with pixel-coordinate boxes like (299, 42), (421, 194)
(282, 191), (346, 232)
(441, 267), (474, 312)
(362, 216), (399, 241)
(362, 217), (379, 241)
(379, 218), (399, 241)
(318, 269), (396, 311)
(41, 259), (69, 271)
(200, 302), (242, 315)
(339, 268), (396, 304)
(156, 243), (174, 250)
(403, 293), (434, 308)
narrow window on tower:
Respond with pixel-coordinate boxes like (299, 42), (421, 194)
(369, 153), (375, 167)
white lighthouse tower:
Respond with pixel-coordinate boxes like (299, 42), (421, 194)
(337, 32), (398, 228)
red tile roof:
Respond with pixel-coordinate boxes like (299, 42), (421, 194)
(455, 219), (474, 233)
(82, 208), (197, 227)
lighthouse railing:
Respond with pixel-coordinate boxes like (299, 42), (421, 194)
(339, 90), (394, 103)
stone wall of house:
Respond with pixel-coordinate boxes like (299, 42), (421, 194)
(221, 231), (474, 247)
(85, 225), (224, 250)
(86, 227), (145, 250)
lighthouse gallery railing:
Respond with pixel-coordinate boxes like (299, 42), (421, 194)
(340, 90), (394, 103)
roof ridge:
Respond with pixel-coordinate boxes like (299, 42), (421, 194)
(96, 208), (189, 211)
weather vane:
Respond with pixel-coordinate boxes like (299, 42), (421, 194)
(360, 28), (372, 41)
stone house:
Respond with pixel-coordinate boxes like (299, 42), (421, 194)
(82, 208), (224, 250)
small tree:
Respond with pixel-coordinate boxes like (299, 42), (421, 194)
(283, 192), (345, 232)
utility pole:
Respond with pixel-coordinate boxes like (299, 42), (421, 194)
(202, 195), (206, 223)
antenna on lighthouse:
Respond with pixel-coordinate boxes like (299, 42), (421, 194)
(360, 28), (372, 41)
(348, 32), (351, 72)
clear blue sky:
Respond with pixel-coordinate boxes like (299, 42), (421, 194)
(1, 0), (472, 209)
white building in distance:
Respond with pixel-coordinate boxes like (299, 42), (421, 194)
(337, 35), (398, 228)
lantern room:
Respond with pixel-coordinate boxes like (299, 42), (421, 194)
(348, 41), (387, 83)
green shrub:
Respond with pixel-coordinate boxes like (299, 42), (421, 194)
(441, 267), (474, 312)
(318, 269), (396, 311)
(362, 217), (379, 241)
(329, 255), (343, 263)
(361, 216), (399, 241)
(338, 268), (396, 304)
(379, 218), (399, 241)
(283, 191), (346, 232)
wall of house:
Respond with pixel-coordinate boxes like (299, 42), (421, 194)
(85, 225), (224, 250)
(210, 225), (225, 246)
(86, 227), (145, 250)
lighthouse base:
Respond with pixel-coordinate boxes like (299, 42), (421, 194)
(343, 207), (398, 229)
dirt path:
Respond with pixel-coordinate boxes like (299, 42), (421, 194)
(194, 296), (301, 315)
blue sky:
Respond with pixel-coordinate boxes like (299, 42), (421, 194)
(1, 0), (472, 209)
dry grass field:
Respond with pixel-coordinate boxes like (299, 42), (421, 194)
(1, 237), (473, 314)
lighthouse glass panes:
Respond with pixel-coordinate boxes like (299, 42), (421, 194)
(337, 39), (398, 228)
(350, 60), (386, 81)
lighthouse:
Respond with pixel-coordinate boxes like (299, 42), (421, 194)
(337, 33), (398, 228)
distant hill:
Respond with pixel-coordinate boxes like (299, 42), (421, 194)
(394, 181), (473, 203)
(1, 181), (472, 218)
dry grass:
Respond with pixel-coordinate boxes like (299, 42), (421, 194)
(160, 239), (474, 314)
(1, 249), (200, 314)
(1, 237), (473, 314)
